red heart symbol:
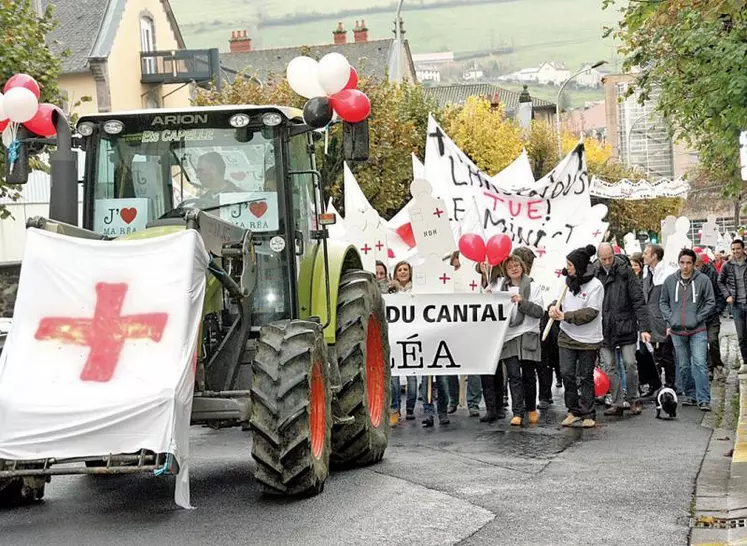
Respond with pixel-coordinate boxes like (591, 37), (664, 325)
(120, 207), (137, 224)
(249, 201), (268, 218)
(230, 172), (247, 181)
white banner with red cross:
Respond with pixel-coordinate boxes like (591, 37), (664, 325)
(0, 228), (209, 509)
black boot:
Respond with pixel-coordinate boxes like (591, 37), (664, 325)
(480, 375), (500, 422)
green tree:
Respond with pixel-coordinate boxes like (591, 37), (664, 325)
(0, 0), (66, 217)
(602, 0), (747, 207)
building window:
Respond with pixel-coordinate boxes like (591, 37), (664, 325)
(140, 16), (156, 74)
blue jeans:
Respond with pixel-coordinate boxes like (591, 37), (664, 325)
(732, 303), (747, 365)
(391, 376), (418, 413)
(421, 375), (449, 417)
(446, 375), (483, 409)
(670, 331), (710, 405)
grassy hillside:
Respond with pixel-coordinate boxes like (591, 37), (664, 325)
(172, 0), (623, 75)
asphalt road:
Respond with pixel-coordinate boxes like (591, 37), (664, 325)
(0, 383), (711, 546)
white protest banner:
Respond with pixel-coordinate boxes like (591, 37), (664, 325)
(385, 292), (512, 376)
(412, 153), (425, 180)
(219, 192), (279, 232)
(94, 198), (149, 237)
(423, 115), (593, 251)
(490, 149), (537, 192)
(589, 176), (690, 200)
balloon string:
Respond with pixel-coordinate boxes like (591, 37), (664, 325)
(8, 140), (20, 170)
(324, 126), (329, 155)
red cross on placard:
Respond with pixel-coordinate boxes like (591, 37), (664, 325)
(554, 269), (563, 278)
(34, 283), (168, 382)
(536, 247), (547, 257)
(439, 273), (451, 284)
(361, 244), (372, 255)
(433, 208), (444, 218)
(375, 240), (384, 251)
(593, 230), (602, 237)
(469, 280), (478, 291)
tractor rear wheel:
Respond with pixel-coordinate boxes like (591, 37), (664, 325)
(331, 270), (391, 468)
(0, 477), (45, 508)
(249, 320), (332, 496)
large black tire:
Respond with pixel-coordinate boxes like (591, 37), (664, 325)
(0, 477), (45, 508)
(331, 270), (391, 468)
(249, 320), (332, 496)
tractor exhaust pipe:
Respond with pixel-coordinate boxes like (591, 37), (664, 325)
(48, 110), (78, 227)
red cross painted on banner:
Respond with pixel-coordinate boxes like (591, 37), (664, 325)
(34, 283), (168, 382)
(536, 247), (546, 257)
(439, 273), (451, 284)
(593, 230), (602, 237)
(554, 269), (563, 278)
(361, 244), (372, 255)
(469, 280), (478, 291)
(433, 208), (444, 218)
(375, 240), (384, 251)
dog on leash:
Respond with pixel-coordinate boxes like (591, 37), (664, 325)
(655, 387), (678, 420)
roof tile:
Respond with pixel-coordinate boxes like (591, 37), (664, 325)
(423, 83), (555, 113)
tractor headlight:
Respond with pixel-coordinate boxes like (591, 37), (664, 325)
(76, 122), (95, 136)
(103, 120), (124, 135)
(229, 114), (250, 128)
(262, 113), (282, 127)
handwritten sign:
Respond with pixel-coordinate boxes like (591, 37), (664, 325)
(219, 192), (279, 232)
(94, 198), (149, 236)
(385, 292), (512, 376)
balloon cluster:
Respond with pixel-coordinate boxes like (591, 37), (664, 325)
(286, 53), (371, 129)
(0, 74), (62, 146)
(457, 233), (513, 267)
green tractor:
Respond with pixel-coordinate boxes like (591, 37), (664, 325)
(0, 105), (391, 504)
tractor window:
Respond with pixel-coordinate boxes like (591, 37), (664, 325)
(288, 133), (317, 266)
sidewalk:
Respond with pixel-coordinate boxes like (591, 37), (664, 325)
(690, 323), (747, 545)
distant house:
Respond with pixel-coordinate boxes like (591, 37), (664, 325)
(41, 0), (192, 115)
(563, 101), (607, 141)
(576, 63), (609, 88)
(411, 52), (455, 66)
(423, 83), (556, 124)
(536, 62), (570, 86)
(416, 64), (442, 83)
(219, 20), (417, 84)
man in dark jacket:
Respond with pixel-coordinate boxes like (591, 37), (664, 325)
(718, 239), (747, 366)
(695, 252), (726, 380)
(595, 243), (652, 416)
(642, 244), (677, 389)
(660, 248), (715, 411)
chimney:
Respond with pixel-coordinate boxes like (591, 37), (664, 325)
(333, 21), (347, 45)
(229, 30), (252, 53)
(353, 20), (368, 43)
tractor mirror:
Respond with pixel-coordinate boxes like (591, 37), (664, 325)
(343, 120), (369, 162)
(4, 126), (31, 185)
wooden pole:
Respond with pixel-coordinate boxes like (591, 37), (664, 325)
(542, 284), (568, 342)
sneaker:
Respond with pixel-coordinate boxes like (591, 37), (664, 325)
(582, 418), (596, 428)
(480, 412), (499, 423)
(699, 403), (712, 412)
(629, 403), (642, 415)
(405, 410), (415, 420)
(682, 398), (697, 407)
(604, 406), (624, 416)
(510, 416), (522, 426)
(469, 408), (480, 417)
(422, 416), (434, 427)
(438, 414), (450, 425)
(561, 413), (581, 427)
(389, 411), (400, 427)
(528, 410), (540, 424)
(604, 395), (613, 407)
(447, 404), (458, 414)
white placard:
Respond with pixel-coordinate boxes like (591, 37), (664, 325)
(219, 192), (279, 232)
(408, 178), (456, 259)
(385, 292), (512, 376)
(700, 214), (719, 247)
(94, 198), (149, 237)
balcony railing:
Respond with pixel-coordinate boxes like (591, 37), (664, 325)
(140, 48), (220, 87)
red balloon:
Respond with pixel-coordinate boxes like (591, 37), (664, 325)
(23, 103), (59, 137)
(344, 67), (359, 90)
(4, 73), (40, 99)
(594, 367), (610, 397)
(486, 234), (512, 266)
(693, 246), (703, 254)
(701, 254), (711, 265)
(395, 222), (416, 249)
(0, 119), (8, 133)
(330, 89), (371, 123)
(458, 234), (487, 263)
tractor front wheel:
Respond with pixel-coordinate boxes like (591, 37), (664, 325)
(249, 320), (332, 496)
(331, 270), (391, 468)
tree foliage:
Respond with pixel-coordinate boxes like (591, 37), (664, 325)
(0, 0), (65, 217)
(602, 0), (747, 197)
(193, 69), (438, 218)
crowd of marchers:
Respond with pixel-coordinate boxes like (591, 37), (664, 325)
(375, 238), (744, 429)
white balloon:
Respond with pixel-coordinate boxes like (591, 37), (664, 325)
(2, 126), (12, 148)
(317, 52), (351, 96)
(286, 56), (326, 99)
(4, 87), (38, 123)
(0, 92), (7, 121)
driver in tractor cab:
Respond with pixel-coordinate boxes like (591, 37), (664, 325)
(193, 151), (243, 207)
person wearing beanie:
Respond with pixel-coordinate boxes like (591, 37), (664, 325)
(548, 244), (604, 428)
